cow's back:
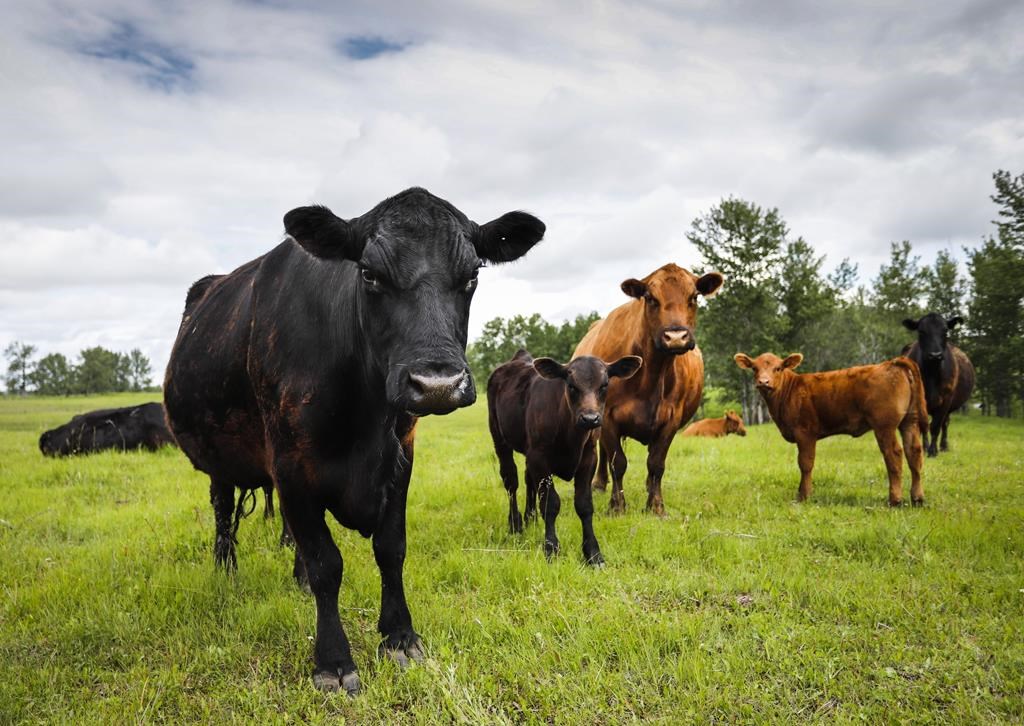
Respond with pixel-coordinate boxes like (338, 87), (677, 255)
(681, 417), (725, 437)
(164, 257), (269, 481)
(950, 346), (975, 411)
(486, 353), (536, 454)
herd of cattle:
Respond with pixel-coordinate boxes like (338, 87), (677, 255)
(37, 188), (976, 694)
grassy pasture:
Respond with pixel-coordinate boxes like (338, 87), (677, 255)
(0, 393), (1022, 723)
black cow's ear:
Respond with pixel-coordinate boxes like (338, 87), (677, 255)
(621, 279), (648, 298)
(474, 212), (545, 263)
(533, 358), (566, 380)
(608, 355), (642, 379)
(902, 318), (919, 331)
(734, 353), (753, 369)
(947, 316), (963, 329)
(696, 272), (724, 297)
(284, 205), (364, 261)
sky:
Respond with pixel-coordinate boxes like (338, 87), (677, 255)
(1, 0), (1022, 379)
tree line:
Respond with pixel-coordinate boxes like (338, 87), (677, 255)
(470, 169), (1024, 421)
(2, 344), (154, 396)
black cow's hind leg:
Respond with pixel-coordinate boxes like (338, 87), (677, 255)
(210, 477), (237, 571)
(263, 483), (275, 519)
(575, 443), (603, 565)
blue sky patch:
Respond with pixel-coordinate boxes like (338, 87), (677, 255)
(340, 36), (408, 60)
(78, 21), (194, 91)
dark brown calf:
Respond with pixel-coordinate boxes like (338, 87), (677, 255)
(734, 352), (927, 506)
(681, 410), (747, 438)
(487, 350), (641, 565)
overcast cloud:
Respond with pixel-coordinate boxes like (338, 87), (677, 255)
(1, 0), (1021, 376)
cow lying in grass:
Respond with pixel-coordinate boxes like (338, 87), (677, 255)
(487, 350), (641, 565)
(734, 353), (927, 506)
(39, 402), (176, 457)
(681, 410), (747, 438)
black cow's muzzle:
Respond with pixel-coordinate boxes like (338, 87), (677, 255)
(926, 351), (944, 361)
(399, 365), (476, 416)
(577, 412), (602, 430)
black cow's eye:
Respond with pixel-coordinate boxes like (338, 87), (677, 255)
(360, 268), (381, 289)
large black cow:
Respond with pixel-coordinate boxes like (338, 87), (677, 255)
(901, 313), (976, 457)
(164, 187), (544, 694)
(39, 402), (175, 457)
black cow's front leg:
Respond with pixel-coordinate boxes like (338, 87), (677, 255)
(535, 470), (561, 559)
(374, 439), (424, 669)
(574, 442), (603, 565)
(278, 481), (359, 695)
(209, 477), (237, 570)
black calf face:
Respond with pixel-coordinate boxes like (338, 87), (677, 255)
(534, 355), (642, 429)
(285, 188), (545, 416)
(903, 313), (961, 361)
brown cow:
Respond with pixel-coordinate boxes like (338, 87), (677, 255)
(681, 410), (747, 438)
(573, 263), (724, 515)
(734, 352), (927, 506)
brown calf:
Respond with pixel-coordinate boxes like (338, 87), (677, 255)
(734, 352), (927, 506)
(681, 410), (747, 438)
(573, 263), (723, 515)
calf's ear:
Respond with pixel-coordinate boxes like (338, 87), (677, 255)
(533, 358), (567, 380)
(734, 353), (754, 369)
(902, 318), (919, 331)
(696, 272), (724, 297)
(947, 316), (963, 329)
(475, 212), (546, 263)
(621, 279), (648, 299)
(608, 355), (642, 379)
(284, 205), (365, 261)
(782, 353), (804, 370)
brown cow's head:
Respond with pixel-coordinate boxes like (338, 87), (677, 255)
(734, 352), (803, 394)
(725, 409), (747, 436)
(620, 264), (723, 355)
(534, 355), (642, 430)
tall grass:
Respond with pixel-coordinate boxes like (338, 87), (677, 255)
(1, 393), (1021, 723)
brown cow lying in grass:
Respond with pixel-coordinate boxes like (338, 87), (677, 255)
(681, 410), (747, 438)
(734, 352), (927, 506)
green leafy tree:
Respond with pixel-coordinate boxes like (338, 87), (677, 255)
(127, 348), (153, 391)
(923, 249), (968, 318)
(688, 198), (788, 423)
(73, 346), (131, 394)
(871, 240), (928, 357)
(3, 341), (37, 395)
(30, 353), (73, 396)
(778, 238), (840, 370)
(467, 312), (600, 384)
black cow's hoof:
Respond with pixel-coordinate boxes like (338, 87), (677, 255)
(543, 539), (560, 559)
(312, 670), (360, 695)
(380, 635), (425, 669)
(585, 550), (605, 567)
(213, 537), (237, 572)
(508, 511), (523, 535)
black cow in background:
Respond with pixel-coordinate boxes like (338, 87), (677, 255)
(164, 187), (545, 694)
(39, 402), (175, 457)
(902, 313), (976, 456)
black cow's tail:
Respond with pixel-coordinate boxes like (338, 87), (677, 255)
(231, 487), (259, 539)
(893, 357), (928, 437)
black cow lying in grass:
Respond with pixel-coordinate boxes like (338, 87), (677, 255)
(39, 402), (176, 457)
(487, 350), (642, 565)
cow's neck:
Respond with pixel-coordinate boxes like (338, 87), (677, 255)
(634, 339), (680, 392)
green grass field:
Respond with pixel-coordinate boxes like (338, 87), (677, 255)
(1, 393), (1022, 723)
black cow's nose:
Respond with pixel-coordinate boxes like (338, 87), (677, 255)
(927, 352), (944, 361)
(407, 368), (473, 415)
(577, 412), (602, 429)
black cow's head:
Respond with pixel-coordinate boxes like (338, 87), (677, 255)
(620, 263), (723, 355)
(533, 355), (642, 430)
(39, 419), (81, 457)
(284, 188), (545, 416)
(902, 313), (962, 362)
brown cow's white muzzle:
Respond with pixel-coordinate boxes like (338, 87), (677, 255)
(662, 328), (690, 349)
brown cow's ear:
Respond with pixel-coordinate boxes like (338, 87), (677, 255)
(474, 212), (546, 263)
(782, 353), (804, 370)
(533, 358), (567, 380)
(621, 279), (647, 298)
(947, 316), (963, 328)
(734, 353), (754, 369)
(902, 318), (919, 331)
(284, 205), (364, 261)
(696, 272), (724, 297)
(608, 355), (642, 379)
